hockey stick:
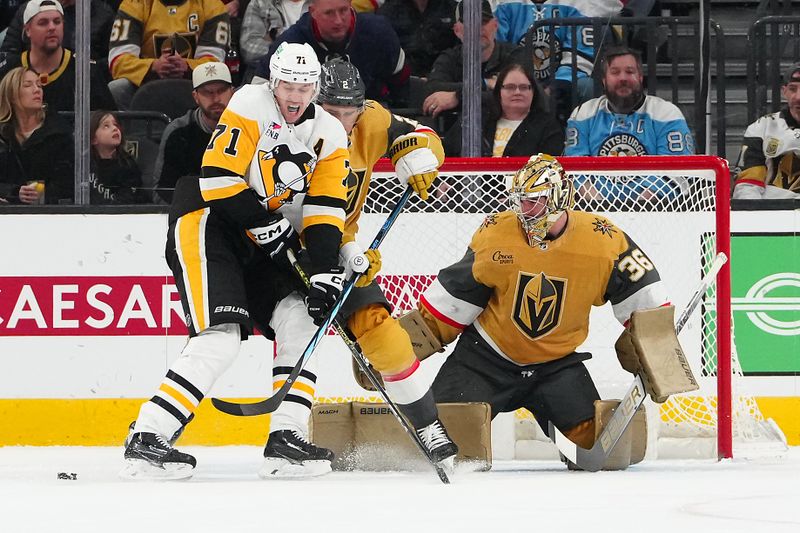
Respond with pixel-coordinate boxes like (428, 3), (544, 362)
(211, 187), (414, 417)
(287, 249), (451, 484)
(548, 252), (728, 472)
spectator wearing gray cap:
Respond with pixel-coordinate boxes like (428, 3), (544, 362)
(422, 0), (523, 120)
(0, 0), (116, 112)
(153, 62), (234, 204)
(734, 63), (800, 200)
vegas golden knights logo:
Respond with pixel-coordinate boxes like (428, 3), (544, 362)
(344, 168), (367, 215)
(512, 272), (566, 339)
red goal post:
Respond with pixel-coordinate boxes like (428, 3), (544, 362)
(365, 155), (770, 460)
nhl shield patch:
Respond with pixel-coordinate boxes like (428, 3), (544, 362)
(512, 272), (566, 339)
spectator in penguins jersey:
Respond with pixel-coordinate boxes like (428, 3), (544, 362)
(153, 62), (234, 204)
(564, 46), (694, 205)
(733, 63), (800, 200)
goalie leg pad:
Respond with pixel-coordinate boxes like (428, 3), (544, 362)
(310, 402), (491, 471)
(348, 304), (416, 375)
(594, 400), (647, 470)
(615, 305), (699, 403)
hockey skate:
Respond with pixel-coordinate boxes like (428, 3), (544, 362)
(259, 430), (334, 479)
(120, 432), (196, 480)
(417, 419), (458, 470)
(123, 414), (194, 448)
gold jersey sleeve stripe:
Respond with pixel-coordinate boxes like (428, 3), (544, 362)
(272, 380), (315, 396)
(738, 165), (767, 183)
(158, 383), (196, 413)
(200, 181), (250, 202)
(303, 214), (346, 232)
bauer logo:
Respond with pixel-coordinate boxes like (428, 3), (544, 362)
(359, 407), (391, 415)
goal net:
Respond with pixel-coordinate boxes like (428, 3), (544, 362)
(357, 155), (786, 461)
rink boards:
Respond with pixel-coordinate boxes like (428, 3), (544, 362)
(0, 211), (797, 446)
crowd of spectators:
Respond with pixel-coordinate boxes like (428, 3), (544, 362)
(0, 0), (796, 206)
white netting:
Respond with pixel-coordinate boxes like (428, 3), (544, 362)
(353, 157), (785, 459)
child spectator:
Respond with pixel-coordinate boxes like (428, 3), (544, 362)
(0, 66), (73, 204)
(89, 110), (149, 204)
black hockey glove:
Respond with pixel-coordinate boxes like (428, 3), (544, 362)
(248, 214), (299, 266)
(305, 266), (346, 326)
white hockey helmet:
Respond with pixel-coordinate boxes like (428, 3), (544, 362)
(269, 42), (321, 93)
(507, 153), (574, 245)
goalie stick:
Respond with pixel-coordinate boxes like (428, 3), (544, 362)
(287, 249), (451, 484)
(211, 187), (414, 417)
(548, 252), (729, 472)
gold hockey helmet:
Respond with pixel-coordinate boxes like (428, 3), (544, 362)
(506, 153), (574, 245)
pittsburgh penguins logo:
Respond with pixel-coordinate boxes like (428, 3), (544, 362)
(512, 272), (566, 339)
(519, 28), (561, 81)
(598, 134), (648, 156)
(257, 144), (315, 210)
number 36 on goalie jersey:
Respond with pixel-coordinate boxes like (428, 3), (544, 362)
(200, 84), (349, 231)
(420, 210), (669, 366)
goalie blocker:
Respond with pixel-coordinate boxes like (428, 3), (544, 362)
(616, 305), (699, 403)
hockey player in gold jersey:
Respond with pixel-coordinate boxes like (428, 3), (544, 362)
(315, 58), (458, 467)
(123, 43), (351, 480)
(418, 154), (675, 460)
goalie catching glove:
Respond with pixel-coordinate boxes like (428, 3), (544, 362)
(339, 241), (382, 288)
(306, 267), (346, 326)
(389, 132), (439, 201)
(248, 214), (299, 266)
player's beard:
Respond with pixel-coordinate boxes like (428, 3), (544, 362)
(606, 83), (644, 114)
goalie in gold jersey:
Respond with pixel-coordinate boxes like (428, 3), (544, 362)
(316, 58), (458, 467)
(418, 154), (686, 467)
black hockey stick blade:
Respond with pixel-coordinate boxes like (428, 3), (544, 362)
(210, 187), (414, 417)
(288, 250), (450, 484)
(210, 379), (295, 416)
(548, 375), (647, 472)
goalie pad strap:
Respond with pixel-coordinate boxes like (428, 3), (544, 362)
(615, 306), (699, 403)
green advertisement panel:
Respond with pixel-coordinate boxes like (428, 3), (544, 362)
(731, 234), (800, 375)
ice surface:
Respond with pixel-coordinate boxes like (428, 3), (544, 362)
(0, 446), (798, 533)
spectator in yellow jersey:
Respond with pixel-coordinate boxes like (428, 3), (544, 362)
(107, 0), (230, 109)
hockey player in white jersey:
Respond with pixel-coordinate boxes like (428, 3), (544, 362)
(565, 46), (694, 204)
(122, 42), (351, 480)
(734, 63), (800, 199)
(316, 58), (458, 467)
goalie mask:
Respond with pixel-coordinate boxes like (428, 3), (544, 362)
(507, 153), (574, 245)
(318, 58), (365, 109)
(269, 42), (321, 95)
